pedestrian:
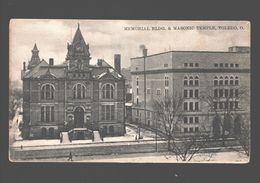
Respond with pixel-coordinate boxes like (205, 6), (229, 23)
(60, 133), (63, 143)
(68, 152), (73, 161)
(135, 135), (137, 141)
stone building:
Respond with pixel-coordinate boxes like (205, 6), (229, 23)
(131, 47), (250, 136)
(21, 25), (125, 139)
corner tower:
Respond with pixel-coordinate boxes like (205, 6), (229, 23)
(28, 43), (41, 70)
(66, 24), (91, 70)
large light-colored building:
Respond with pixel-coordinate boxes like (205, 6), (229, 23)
(131, 46), (250, 136)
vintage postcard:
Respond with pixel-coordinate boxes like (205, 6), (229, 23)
(9, 19), (250, 163)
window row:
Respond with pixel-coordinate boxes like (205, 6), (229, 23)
(41, 127), (55, 137)
(184, 89), (199, 98)
(213, 101), (239, 110)
(184, 76), (199, 86)
(101, 105), (115, 121)
(214, 63), (239, 68)
(214, 88), (239, 98)
(183, 116), (199, 124)
(184, 63), (199, 68)
(183, 127), (199, 133)
(183, 102), (200, 111)
(213, 76), (239, 86)
(41, 106), (55, 122)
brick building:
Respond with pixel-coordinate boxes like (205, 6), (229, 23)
(21, 25), (125, 139)
(131, 47), (250, 136)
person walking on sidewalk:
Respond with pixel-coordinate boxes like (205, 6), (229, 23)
(68, 152), (73, 161)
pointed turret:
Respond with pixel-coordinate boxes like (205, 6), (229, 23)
(28, 43), (41, 70)
(66, 24), (91, 70)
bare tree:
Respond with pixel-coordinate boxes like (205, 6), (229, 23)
(235, 115), (250, 156)
(153, 94), (211, 161)
(201, 85), (249, 146)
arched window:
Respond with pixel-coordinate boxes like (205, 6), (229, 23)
(184, 76), (188, 86)
(165, 76), (169, 87)
(48, 128), (54, 137)
(195, 76), (199, 86)
(225, 76), (229, 85)
(214, 76), (218, 86)
(41, 128), (47, 137)
(41, 84), (55, 100)
(189, 76), (194, 86)
(235, 76), (239, 85)
(219, 76), (223, 85)
(102, 83), (114, 99)
(230, 76), (234, 85)
(73, 83), (86, 99)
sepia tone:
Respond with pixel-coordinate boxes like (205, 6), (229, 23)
(9, 20), (250, 163)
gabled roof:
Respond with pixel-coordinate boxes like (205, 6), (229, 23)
(95, 68), (124, 80)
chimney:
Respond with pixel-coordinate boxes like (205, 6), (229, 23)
(97, 59), (103, 66)
(49, 58), (54, 66)
(23, 62), (26, 71)
(143, 48), (148, 57)
(114, 54), (121, 74)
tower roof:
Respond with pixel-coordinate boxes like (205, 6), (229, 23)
(32, 43), (39, 52)
(72, 24), (86, 45)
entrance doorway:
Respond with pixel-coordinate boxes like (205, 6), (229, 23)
(74, 107), (84, 128)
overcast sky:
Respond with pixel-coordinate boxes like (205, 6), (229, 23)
(9, 19), (250, 86)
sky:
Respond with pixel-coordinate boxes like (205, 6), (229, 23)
(9, 19), (250, 87)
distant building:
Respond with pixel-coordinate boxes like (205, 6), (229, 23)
(131, 47), (250, 136)
(21, 25), (125, 139)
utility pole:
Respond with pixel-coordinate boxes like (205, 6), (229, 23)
(143, 48), (147, 139)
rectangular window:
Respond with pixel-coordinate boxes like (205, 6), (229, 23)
(156, 89), (161, 95)
(184, 89), (188, 98)
(219, 102), (223, 109)
(136, 88), (139, 95)
(165, 89), (169, 96)
(225, 63), (229, 67)
(111, 105), (115, 120)
(235, 101), (239, 109)
(230, 102), (234, 109)
(51, 106), (54, 122)
(195, 102), (199, 111)
(214, 89), (218, 98)
(41, 106), (45, 121)
(136, 98), (139, 105)
(235, 89), (239, 97)
(230, 89), (234, 98)
(219, 89), (223, 97)
(184, 128), (188, 133)
(235, 64), (239, 68)
(224, 101), (228, 109)
(195, 89), (199, 98)
(225, 89), (229, 97)
(184, 117), (188, 124)
(136, 77), (139, 86)
(147, 88), (151, 94)
(101, 106), (105, 120)
(190, 63), (194, 67)
(189, 102), (193, 111)
(195, 127), (199, 132)
(184, 102), (188, 111)
(106, 105), (110, 120)
(46, 106), (50, 122)
(230, 63), (234, 67)
(214, 63), (218, 67)
(214, 102), (218, 109)
(164, 63), (168, 67)
(189, 89), (193, 98)
(195, 63), (199, 67)
(189, 117), (193, 124)
(189, 128), (194, 133)
(195, 117), (199, 123)
(184, 63), (188, 67)
(220, 63), (223, 67)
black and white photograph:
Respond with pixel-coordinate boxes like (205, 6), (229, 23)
(9, 19), (250, 163)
